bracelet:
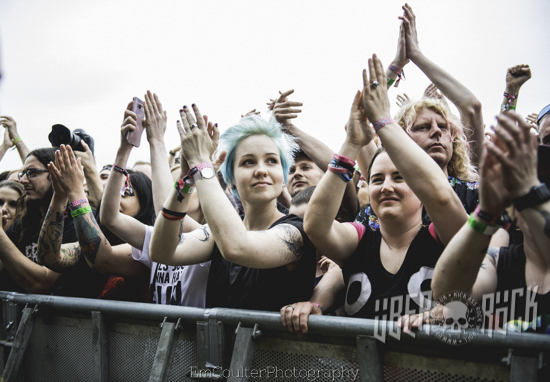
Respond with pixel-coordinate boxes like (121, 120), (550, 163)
(373, 117), (395, 132)
(503, 92), (518, 105)
(70, 206), (92, 218)
(112, 165), (133, 196)
(161, 211), (185, 221)
(11, 137), (21, 144)
(468, 213), (499, 236)
(310, 302), (323, 313)
(327, 164), (350, 174)
(473, 205), (500, 225)
(333, 153), (355, 167)
(329, 158), (355, 173)
(161, 207), (187, 218)
(174, 177), (196, 202)
(388, 65), (405, 87)
(69, 198), (89, 209)
(169, 150), (176, 156)
(387, 78), (396, 87)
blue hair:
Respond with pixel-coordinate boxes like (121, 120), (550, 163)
(218, 114), (298, 200)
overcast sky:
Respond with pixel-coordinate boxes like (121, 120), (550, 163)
(1, 0), (549, 172)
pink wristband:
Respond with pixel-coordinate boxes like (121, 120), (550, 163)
(333, 153), (355, 167)
(69, 198), (88, 209)
(311, 302), (323, 313)
(373, 118), (395, 132)
(328, 164), (350, 174)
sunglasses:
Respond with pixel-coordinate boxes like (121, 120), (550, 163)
(18, 168), (49, 181)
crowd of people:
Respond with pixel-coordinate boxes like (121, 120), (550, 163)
(0, 4), (549, 339)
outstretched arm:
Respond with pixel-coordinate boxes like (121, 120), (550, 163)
(499, 65), (531, 114)
(401, 4), (484, 165)
(74, 141), (103, 209)
(0, 116), (30, 163)
(362, 54), (468, 245)
(0, 129), (13, 164)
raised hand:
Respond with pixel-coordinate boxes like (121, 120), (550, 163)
(345, 90), (374, 149)
(241, 109), (261, 118)
(144, 90), (167, 144)
(268, 89), (303, 128)
(49, 145), (85, 198)
(120, 101), (137, 153)
(478, 137), (512, 216)
(362, 54), (392, 125)
(505, 64), (532, 93)
(399, 3), (421, 60)
(1, 129), (13, 151)
(73, 140), (96, 174)
(396, 93), (410, 107)
(0, 116), (20, 142)
(486, 113), (539, 198)
(392, 18), (409, 68)
(526, 113), (538, 129)
(177, 104), (219, 168)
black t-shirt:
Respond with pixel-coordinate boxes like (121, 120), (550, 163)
(206, 214), (317, 311)
(343, 225), (444, 319)
(492, 244), (550, 332)
(0, 216), (109, 298)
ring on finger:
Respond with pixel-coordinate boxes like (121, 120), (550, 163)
(371, 80), (380, 89)
(287, 305), (294, 311)
(190, 124), (198, 129)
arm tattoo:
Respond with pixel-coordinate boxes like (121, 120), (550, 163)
(533, 208), (550, 239)
(486, 247), (499, 266)
(37, 206), (69, 271)
(275, 224), (303, 261)
(74, 213), (104, 264)
(191, 226), (210, 242)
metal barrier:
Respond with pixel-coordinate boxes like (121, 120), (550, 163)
(0, 291), (548, 382)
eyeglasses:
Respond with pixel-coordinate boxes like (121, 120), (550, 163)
(18, 168), (49, 180)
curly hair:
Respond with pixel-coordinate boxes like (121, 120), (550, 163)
(394, 98), (478, 182)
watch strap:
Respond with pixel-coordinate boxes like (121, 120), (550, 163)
(512, 184), (550, 211)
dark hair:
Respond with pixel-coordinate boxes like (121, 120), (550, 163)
(128, 171), (155, 226)
(290, 186), (316, 206)
(366, 147), (387, 184)
(0, 180), (25, 196)
(18, 148), (56, 244)
(0, 171), (10, 182)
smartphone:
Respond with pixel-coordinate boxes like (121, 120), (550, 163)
(126, 97), (145, 147)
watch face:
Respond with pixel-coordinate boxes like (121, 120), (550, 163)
(201, 168), (215, 179)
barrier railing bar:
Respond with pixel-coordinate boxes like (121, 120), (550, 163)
(227, 323), (261, 382)
(148, 319), (179, 382)
(2, 305), (38, 382)
(2, 292), (550, 352)
(91, 311), (108, 382)
(357, 335), (384, 382)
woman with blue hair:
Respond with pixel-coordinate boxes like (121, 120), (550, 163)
(150, 106), (317, 311)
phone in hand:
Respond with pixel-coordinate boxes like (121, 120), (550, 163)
(126, 97), (145, 147)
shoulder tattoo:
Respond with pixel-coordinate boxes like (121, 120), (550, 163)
(275, 224), (303, 261)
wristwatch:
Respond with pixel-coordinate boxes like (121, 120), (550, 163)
(512, 184), (550, 211)
(188, 162), (215, 182)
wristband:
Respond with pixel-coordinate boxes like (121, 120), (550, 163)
(373, 118), (395, 133)
(69, 198), (89, 209)
(174, 177), (196, 202)
(388, 65), (405, 87)
(11, 137), (21, 144)
(327, 164), (350, 174)
(70, 206), (92, 218)
(333, 153), (356, 167)
(503, 92), (518, 105)
(112, 165), (134, 196)
(161, 211), (185, 221)
(468, 213), (499, 236)
(161, 207), (187, 218)
(387, 78), (396, 87)
(311, 302), (323, 313)
(329, 158), (355, 173)
(473, 205), (500, 225)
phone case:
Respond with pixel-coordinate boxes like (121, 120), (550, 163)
(126, 97), (145, 147)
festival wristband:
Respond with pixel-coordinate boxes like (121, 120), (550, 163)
(503, 92), (518, 104)
(174, 177), (195, 202)
(473, 205), (500, 225)
(112, 165), (133, 196)
(70, 206), (92, 218)
(161, 211), (185, 221)
(333, 153), (355, 167)
(388, 65), (405, 87)
(387, 78), (396, 87)
(468, 213), (499, 236)
(329, 158), (355, 173)
(328, 164), (350, 174)
(373, 118), (395, 133)
(69, 198), (89, 209)
(11, 137), (21, 144)
(310, 302), (323, 313)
